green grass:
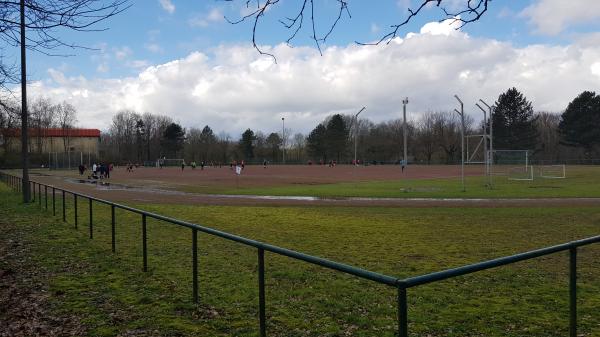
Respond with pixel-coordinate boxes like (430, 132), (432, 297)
(1, 183), (599, 336)
(208, 166), (600, 199)
(20, 165), (600, 199)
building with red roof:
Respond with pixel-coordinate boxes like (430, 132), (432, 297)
(1, 128), (101, 155)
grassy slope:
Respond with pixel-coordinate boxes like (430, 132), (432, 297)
(0, 183), (599, 336)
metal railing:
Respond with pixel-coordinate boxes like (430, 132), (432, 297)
(0, 170), (598, 337)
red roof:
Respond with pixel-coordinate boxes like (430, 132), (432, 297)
(2, 128), (101, 138)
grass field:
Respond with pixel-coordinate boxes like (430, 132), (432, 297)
(181, 165), (600, 198)
(22, 165), (600, 199)
(1, 181), (599, 336)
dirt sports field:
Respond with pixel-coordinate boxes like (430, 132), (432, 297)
(26, 164), (600, 207)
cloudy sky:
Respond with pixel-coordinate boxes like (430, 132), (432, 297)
(18, 0), (600, 135)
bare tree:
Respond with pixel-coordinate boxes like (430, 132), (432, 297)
(0, 0), (130, 202)
(225, 0), (490, 60)
(56, 102), (78, 153)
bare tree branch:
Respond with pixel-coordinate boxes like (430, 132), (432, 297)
(0, 0), (131, 83)
(224, 0), (490, 58)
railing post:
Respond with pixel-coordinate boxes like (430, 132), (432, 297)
(258, 248), (266, 337)
(89, 198), (93, 239)
(398, 285), (408, 337)
(31, 182), (35, 203)
(111, 205), (116, 253)
(62, 190), (66, 222)
(38, 184), (41, 207)
(52, 187), (56, 216)
(74, 194), (78, 229)
(569, 247), (577, 337)
(142, 214), (147, 272)
(192, 228), (198, 304)
(44, 185), (48, 210)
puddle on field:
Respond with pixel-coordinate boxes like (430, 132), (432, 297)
(67, 178), (133, 190)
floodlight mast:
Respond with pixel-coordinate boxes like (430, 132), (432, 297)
(479, 99), (493, 187)
(402, 98), (409, 168)
(281, 117), (285, 164)
(354, 107), (366, 166)
(476, 103), (488, 186)
(454, 95), (465, 192)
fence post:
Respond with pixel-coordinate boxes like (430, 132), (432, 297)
(74, 194), (78, 229)
(192, 228), (198, 304)
(142, 214), (147, 272)
(569, 247), (577, 337)
(31, 182), (35, 203)
(44, 185), (47, 210)
(38, 184), (41, 207)
(398, 285), (408, 337)
(62, 190), (66, 222)
(111, 205), (116, 253)
(89, 198), (93, 239)
(52, 187), (56, 216)
(258, 248), (266, 337)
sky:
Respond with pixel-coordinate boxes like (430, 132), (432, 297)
(16, 0), (600, 136)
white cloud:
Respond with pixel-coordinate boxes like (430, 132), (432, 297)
(418, 17), (463, 36)
(521, 0), (600, 35)
(144, 43), (163, 53)
(25, 22), (600, 136)
(114, 46), (132, 61)
(189, 8), (224, 28)
(159, 0), (175, 14)
(96, 63), (109, 73)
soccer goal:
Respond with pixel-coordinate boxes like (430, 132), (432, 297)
(490, 150), (529, 176)
(539, 164), (566, 179)
(157, 158), (185, 167)
(508, 165), (534, 181)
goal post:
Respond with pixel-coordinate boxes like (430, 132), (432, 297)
(157, 158), (185, 167)
(490, 150), (529, 176)
(539, 164), (566, 179)
(508, 165), (534, 181)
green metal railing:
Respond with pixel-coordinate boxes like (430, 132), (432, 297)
(0, 171), (598, 336)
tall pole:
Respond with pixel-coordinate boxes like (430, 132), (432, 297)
(281, 117), (285, 164)
(476, 103), (488, 186)
(480, 99), (493, 188)
(20, 0), (30, 203)
(354, 107), (366, 165)
(454, 95), (465, 192)
(402, 98), (409, 167)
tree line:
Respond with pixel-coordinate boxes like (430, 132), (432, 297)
(99, 88), (600, 165)
(1, 88), (599, 166)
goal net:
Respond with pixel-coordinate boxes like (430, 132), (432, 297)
(508, 165), (534, 181)
(490, 150), (529, 176)
(157, 158), (185, 167)
(539, 164), (566, 179)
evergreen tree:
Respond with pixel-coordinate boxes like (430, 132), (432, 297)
(238, 128), (256, 160)
(199, 125), (217, 160)
(559, 91), (600, 155)
(306, 124), (327, 160)
(492, 87), (538, 150)
(161, 122), (185, 157)
(325, 114), (349, 161)
(265, 132), (282, 162)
